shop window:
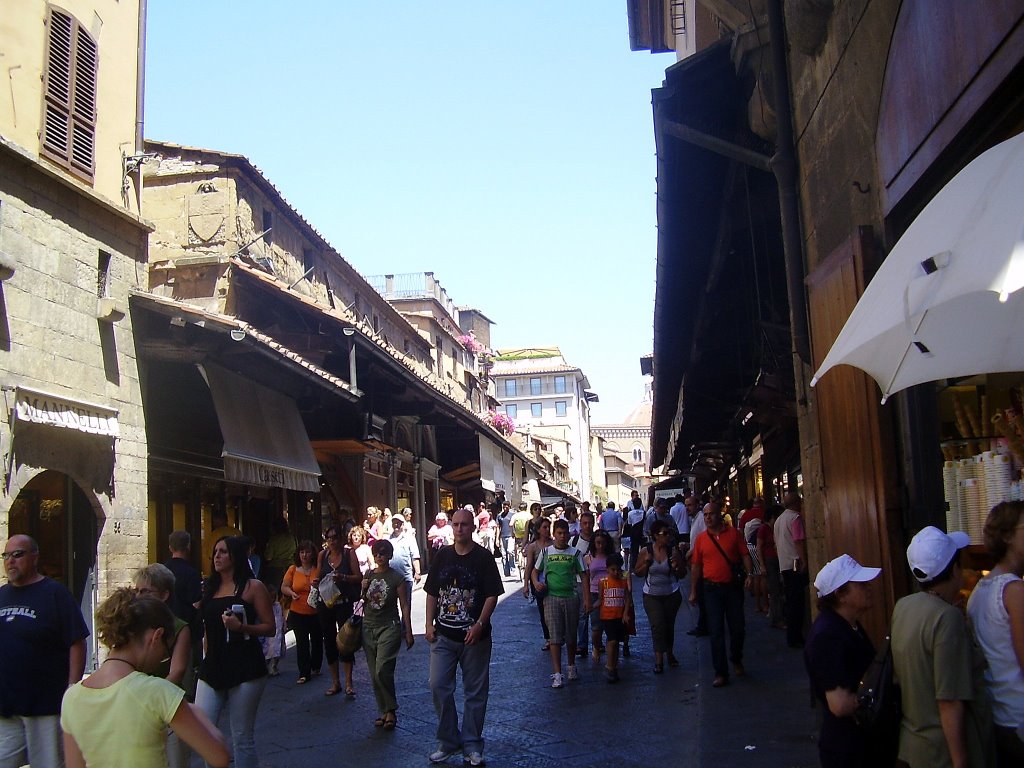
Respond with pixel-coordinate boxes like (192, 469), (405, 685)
(41, 7), (97, 181)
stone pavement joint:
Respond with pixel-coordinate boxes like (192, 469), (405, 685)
(216, 573), (818, 767)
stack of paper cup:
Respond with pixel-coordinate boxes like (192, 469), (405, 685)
(985, 453), (1012, 509)
(943, 460), (960, 533)
(962, 478), (984, 543)
(956, 459), (977, 531)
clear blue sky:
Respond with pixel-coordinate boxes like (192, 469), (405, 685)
(144, 2), (672, 422)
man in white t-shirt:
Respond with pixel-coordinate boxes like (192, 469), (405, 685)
(570, 510), (595, 659)
(773, 493), (808, 648)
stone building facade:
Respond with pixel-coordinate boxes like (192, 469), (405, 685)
(0, 0), (151, 661)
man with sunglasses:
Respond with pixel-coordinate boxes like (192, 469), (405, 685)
(0, 534), (89, 767)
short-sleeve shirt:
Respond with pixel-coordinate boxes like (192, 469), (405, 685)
(284, 565), (319, 616)
(774, 508), (805, 568)
(891, 591), (994, 768)
(804, 609), (876, 761)
(599, 576), (629, 621)
(61, 672), (184, 768)
(0, 577), (90, 717)
(536, 545), (585, 598)
(599, 508), (623, 533)
(424, 544), (504, 642)
(691, 527), (746, 584)
(362, 568), (405, 628)
(388, 532), (421, 583)
(756, 520), (777, 559)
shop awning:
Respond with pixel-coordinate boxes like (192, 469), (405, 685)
(201, 363), (321, 492)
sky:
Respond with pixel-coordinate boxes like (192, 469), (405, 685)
(144, 2), (673, 423)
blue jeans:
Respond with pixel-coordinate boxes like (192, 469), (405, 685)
(703, 580), (745, 679)
(501, 536), (516, 575)
(195, 677), (267, 768)
(429, 633), (492, 756)
(576, 584), (589, 651)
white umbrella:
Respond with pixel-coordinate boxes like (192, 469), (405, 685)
(811, 131), (1024, 403)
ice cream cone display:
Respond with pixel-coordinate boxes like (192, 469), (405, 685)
(953, 394), (974, 439)
(992, 412), (1024, 465)
(943, 460), (960, 532)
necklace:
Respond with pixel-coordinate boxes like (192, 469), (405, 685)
(104, 657), (138, 672)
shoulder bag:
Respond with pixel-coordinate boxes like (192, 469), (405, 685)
(708, 531), (746, 586)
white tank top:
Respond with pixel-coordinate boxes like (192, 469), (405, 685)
(966, 571), (1024, 728)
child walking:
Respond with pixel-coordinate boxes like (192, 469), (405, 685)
(599, 553), (633, 683)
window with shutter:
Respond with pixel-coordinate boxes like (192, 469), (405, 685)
(41, 7), (97, 181)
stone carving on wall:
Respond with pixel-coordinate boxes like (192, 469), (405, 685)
(187, 181), (227, 245)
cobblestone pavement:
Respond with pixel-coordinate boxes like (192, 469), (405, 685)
(200, 571), (819, 767)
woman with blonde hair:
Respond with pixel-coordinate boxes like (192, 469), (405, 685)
(61, 588), (229, 767)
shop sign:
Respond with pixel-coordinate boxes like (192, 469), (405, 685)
(13, 387), (119, 437)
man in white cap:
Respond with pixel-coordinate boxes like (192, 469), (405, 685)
(388, 511), (421, 595)
(804, 554), (882, 768)
(891, 526), (993, 768)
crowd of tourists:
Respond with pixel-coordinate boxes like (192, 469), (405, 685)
(3, 490), (1022, 767)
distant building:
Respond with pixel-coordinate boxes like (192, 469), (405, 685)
(593, 382), (666, 505)
(490, 349), (597, 501)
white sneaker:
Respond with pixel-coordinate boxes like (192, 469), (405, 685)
(550, 672), (564, 688)
(430, 747), (459, 763)
(464, 753), (485, 766)
(566, 664), (579, 681)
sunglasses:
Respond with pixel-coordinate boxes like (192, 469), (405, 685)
(2, 550), (29, 561)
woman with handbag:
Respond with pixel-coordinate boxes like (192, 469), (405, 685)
(315, 525), (362, 697)
(281, 541), (322, 685)
(635, 518), (687, 673)
(360, 539), (414, 730)
(804, 554), (883, 768)
(688, 502), (752, 687)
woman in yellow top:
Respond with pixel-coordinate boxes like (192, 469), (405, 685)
(61, 588), (229, 768)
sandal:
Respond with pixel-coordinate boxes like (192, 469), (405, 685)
(345, 686), (356, 697)
(653, 664), (664, 674)
(324, 685), (342, 697)
(374, 716), (386, 728)
(296, 676), (309, 685)
(383, 712), (397, 730)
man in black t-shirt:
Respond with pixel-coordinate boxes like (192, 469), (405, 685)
(165, 530), (203, 682)
(0, 534), (89, 767)
(424, 508), (503, 767)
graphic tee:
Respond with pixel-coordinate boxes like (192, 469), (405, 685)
(424, 544), (503, 642)
(0, 577), (89, 717)
(599, 576), (629, 621)
(535, 545), (584, 598)
(362, 568), (404, 628)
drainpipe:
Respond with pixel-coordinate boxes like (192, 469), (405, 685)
(135, 0), (148, 214)
(766, 0), (811, 364)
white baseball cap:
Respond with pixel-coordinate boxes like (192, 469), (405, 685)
(813, 554), (881, 597)
(906, 526), (970, 582)
(436, 512), (448, 521)
(391, 513), (406, 524)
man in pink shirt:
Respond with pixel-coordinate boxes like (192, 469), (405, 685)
(773, 493), (808, 648)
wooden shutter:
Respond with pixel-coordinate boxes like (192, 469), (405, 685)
(41, 7), (96, 181)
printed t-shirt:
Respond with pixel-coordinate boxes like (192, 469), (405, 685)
(363, 568), (405, 628)
(599, 576), (629, 621)
(424, 544), (503, 642)
(691, 526), (746, 584)
(61, 671), (184, 768)
(0, 577), (90, 717)
(536, 545), (584, 598)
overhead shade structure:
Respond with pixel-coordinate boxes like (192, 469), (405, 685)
(201, 363), (322, 492)
(812, 131), (1024, 403)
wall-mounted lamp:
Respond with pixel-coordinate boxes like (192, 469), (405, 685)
(342, 327), (355, 337)
(230, 329), (246, 342)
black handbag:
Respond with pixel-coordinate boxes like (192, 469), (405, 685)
(854, 635), (901, 728)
